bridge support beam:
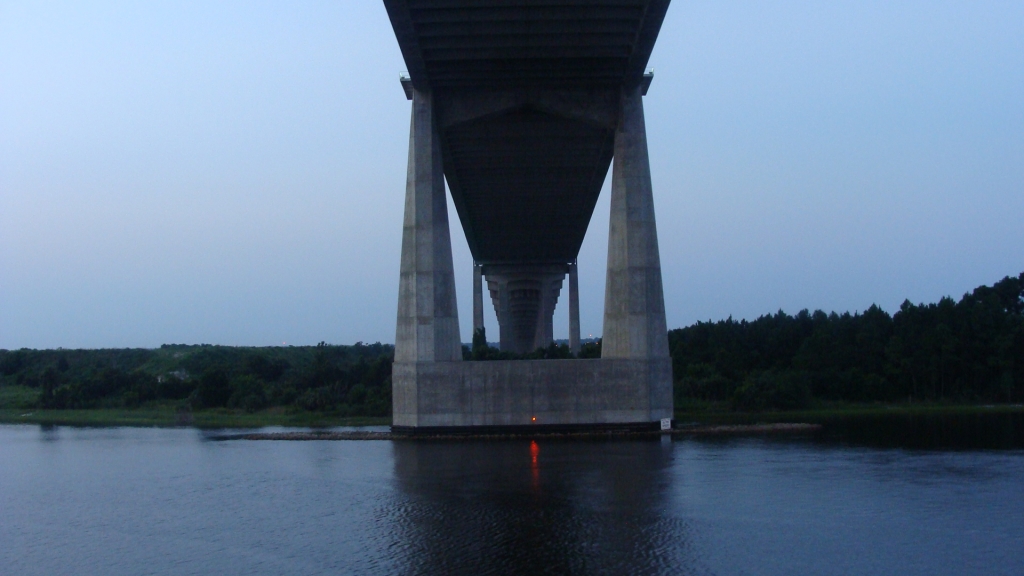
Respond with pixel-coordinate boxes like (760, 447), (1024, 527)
(602, 85), (670, 361)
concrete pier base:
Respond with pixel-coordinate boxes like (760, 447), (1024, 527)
(392, 357), (672, 429)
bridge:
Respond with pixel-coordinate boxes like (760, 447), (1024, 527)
(385, 0), (673, 432)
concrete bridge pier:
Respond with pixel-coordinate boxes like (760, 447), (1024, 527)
(602, 85), (670, 362)
(394, 87), (462, 364)
(596, 84), (673, 417)
(385, 0), (673, 432)
(393, 87), (463, 428)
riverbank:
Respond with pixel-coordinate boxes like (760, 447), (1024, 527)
(0, 408), (389, 429)
(674, 402), (1024, 426)
(1, 403), (1022, 430)
(210, 422), (822, 441)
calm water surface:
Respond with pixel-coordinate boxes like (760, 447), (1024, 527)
(2, 417), (1023, 575)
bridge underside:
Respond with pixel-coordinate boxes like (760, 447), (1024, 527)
(387, 0), (668, 265)
(443, 97), (615, 264)
(385, 0), (674, 430)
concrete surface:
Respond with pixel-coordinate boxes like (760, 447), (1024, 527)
(602, 85), (670, 361)
(392, 358), (672, 428)
(394, 87), (462, 363)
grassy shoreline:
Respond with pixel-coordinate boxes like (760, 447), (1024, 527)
(674, 402), (1024, 425)
(0, 408), (389, 429)
(1, 403), (1022, 429)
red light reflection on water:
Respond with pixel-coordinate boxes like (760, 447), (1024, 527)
(530, 440), (540, 488)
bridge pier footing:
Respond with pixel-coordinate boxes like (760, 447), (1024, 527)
(393, 358), (671, 428)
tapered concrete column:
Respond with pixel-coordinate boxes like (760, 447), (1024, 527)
(568, 262), (581, 356)
(601, 86), (669, 360)
(473, 263), (484, 334)
(394, 88), (462, 363)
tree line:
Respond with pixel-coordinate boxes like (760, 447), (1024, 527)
(1, 273), (1021, 414)
(0, 342), (393, 416)
(670, 273), (1024, 410)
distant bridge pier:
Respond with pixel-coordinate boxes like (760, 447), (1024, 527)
(483, 264), (565, 354)
(472, 262), (484, 337)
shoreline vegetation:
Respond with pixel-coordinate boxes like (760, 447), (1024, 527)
(1, 272), (1021, 430)
(0, 406), (390, 429)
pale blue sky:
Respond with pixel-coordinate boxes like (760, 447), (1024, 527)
(2, 1), (1022, 349)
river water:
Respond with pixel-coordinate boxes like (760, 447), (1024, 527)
(2, 415), (1023, 575)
